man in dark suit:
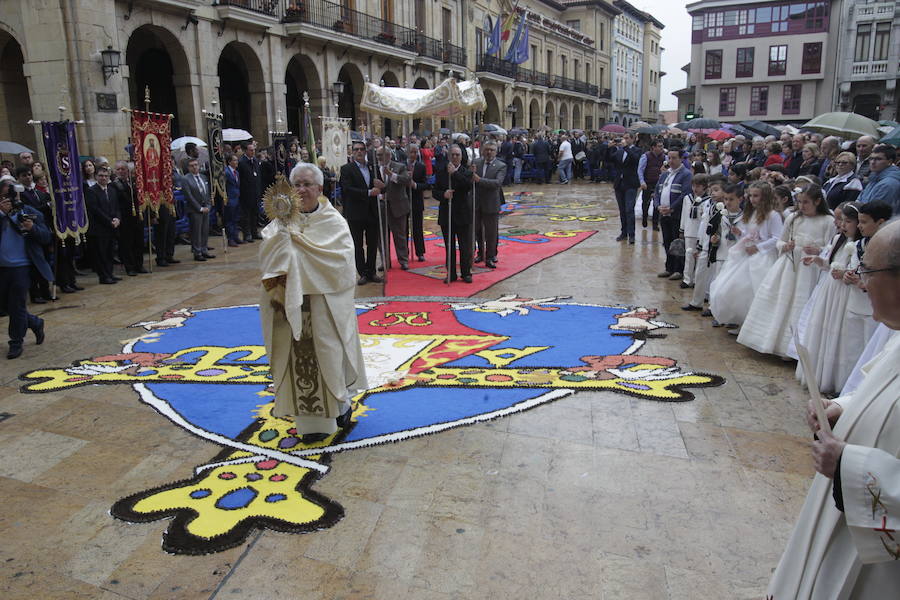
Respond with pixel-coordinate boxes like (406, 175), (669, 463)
(16, 167), (53, 302)
(614, 133), (643, 244)
(433, 144), (473, 283)
(86, 166), (121, 283)
(375, 147), (410, 270)
(182, 158), (215, 262)
(499, 137), (514, 185)
(404, 144), (429, 262)
(237, 141), (262, 243)
(471, 140), (507, 269)
(530, 134), (551, 184)
(339, 141), (383, 284)
(112, 161), (146, 276)
(224, 153), (242, 247)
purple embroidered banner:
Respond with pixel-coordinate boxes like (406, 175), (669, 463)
(41, 121), (88, 240)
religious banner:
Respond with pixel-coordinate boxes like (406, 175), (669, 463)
(321, 117), (351, 172)
(270, 133), (292, 178)
(40, 121), (88, 241)
(131, 110), (173, 213)
(205, 114), (226, 200)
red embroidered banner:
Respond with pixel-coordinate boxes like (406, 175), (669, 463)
(131, 111), (173, 213)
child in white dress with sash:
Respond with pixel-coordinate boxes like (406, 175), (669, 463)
(709, 181), (783, 330)
(737, 184), (835, 358)
(795, 202), (861, 394)
(682, 177), (726, 312)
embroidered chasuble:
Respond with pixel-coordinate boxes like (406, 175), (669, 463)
(767, 333), (900, 599)
(258, 197), (367, 435)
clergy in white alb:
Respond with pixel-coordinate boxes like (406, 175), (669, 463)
(767, 220), (900, 599)
(259, 163), (367, 442)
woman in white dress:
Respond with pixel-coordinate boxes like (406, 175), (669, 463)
(795, 202), (862, 394)
(737, 184), (835, 359)
(709, 181), (783, 329)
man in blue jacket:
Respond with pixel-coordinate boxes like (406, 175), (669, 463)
(654, 150), (693, 279)
(0, 185), (50, 359)
(858, 144), (900, 217)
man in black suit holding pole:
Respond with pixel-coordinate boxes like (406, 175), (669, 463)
(340, 141), (384, 284)
(404, 143), (429, 262)
(433, 145), (473, 283)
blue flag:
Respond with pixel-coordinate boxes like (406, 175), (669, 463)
(504, 14), (528, 64)
(485, 15), (501, 56)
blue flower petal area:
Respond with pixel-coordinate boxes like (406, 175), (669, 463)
(215, 487), (259, 510)
(345, 387), (548, 442)
(450, 304), (630, 367)
(144, 383), (267, 440)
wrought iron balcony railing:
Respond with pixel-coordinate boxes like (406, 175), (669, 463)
(477, 55), (518, 78)
(283, 0), (466, 66)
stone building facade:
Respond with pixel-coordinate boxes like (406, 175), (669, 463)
(610, 0), (664, 126)
(0, 0), (665, 159)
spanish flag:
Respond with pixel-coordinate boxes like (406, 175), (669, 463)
(500, 10), (517, 41)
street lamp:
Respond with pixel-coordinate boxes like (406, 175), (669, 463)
(100, 46), (121, 83)
(331, 80), (345, 105)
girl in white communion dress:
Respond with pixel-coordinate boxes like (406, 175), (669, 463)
(709, 181), (783, 330)
(737, 184), (835, 359)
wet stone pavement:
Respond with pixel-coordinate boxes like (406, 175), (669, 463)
(0, 180), (812, 599)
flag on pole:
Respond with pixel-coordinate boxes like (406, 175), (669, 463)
(131, 110), (173, 213)
(41, 121), (88, 241)
(504, 12), (529, 64)
(500, 10), (517, 42)
(485, 15), (501, 57)
(305, 107), (318, 164)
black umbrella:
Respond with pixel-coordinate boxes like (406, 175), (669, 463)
(0, 141), (34, 154)
(684, 118), (721, 131)
(722, 123), (757, 138)
(635, 125), (668, 135)
(740, 120), (781, 137)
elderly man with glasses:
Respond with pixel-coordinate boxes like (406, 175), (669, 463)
(768, 219), (900, 598)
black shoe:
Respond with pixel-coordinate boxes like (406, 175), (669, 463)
(7, 346), (22, 360)
(628, 238), (635, 245)
(253, 234), (263, 240)
(60, 285), (77, 293)
(72, 284), (85, 291)
(112, 276), (122, 281)
(474, 254), (484, 264)
(462, 275), (472, 283)
(167, 258), (181, 264)
(194, 255), (207, 261)
(679, 282), (693, 289)
(485, 260), (497, 269)
(156, 260), (170, 267)
(337, 406), (353, 429)
(681, 304), (702, 311)
(417, 255), (425, 262)
(203, 253), (216, 259)
(615, 234), (627, 242)
(357, 276), (369, 285)
(400, 263), (408, 270)
(126, 270), (137, 277)
(701, 309), (713, 317)
(642, 217), (648, 228)
(653, 225), (660, 232)
(32, 319), (44, 345)
(100, 278), (118, 284)
(300, 432), (329, 444)
(244, 238), (255, 243)
(31, 297), (47, 304)
(369, 274), (384, 283)
(135, 267), (149, 274)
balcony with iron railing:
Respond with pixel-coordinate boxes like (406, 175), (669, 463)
(477, 56), (604, 99)
(282, 0), (466, 66)
(215, 0), (282, 22)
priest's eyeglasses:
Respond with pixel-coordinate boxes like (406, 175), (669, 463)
(855, 264), (900, 283)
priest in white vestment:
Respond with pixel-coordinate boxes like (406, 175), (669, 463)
(259, 163), (368, 444)
(767, 220), (900, 598)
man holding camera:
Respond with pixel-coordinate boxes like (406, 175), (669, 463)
(0, 187), (50, 359)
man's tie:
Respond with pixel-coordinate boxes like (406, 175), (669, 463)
(196, 174), (205, 197)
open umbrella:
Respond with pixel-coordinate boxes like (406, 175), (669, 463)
(0, 141), (34, 154)
(630, 121), (651, 130)
(171, 136), (208, 151)
(509, 127), (528, 136)
(708, 129), (734, 142)
(684, 117), (721, 131)
(721, 123), (756, 138)
(801, 112), (880, 139)
(635, 124), (668, 135)
(879, 125), (900, 147)
(222, 128), (253, 142)
(438, 127), (451, 135)
(482, 123), (508, 136)
(667, 126), (685, 135)
(739, 120), (780, 137)
(601, 123), (627, 134)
